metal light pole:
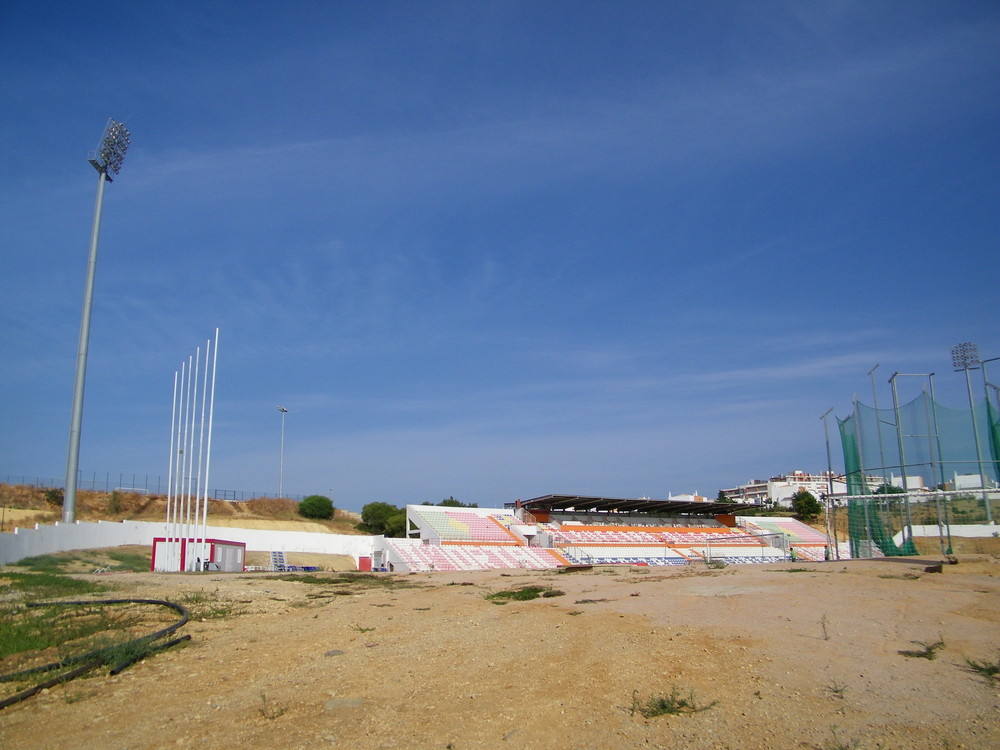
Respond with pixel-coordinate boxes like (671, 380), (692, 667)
(64, 119), (131, 523)
(820, 407), (836, 559)
(277, 406), (288, 498)
(952, 343), (991, 522)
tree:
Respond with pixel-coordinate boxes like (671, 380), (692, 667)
(716, 490), (734, 503)
(439, 496), (477, 508)
(873, 483), (905, 495)
(299, 495), (334, 519)
(357, 501), (407, 537)
(790, 490), (822, 522)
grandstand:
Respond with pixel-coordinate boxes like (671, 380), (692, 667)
(373, 495), (823, 572)
(737, 516), (834, 562)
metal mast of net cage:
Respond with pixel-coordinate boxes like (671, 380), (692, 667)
(64, 119), (131, 524)
(952, 342), (993, 523)
(163, 330), (219, 572)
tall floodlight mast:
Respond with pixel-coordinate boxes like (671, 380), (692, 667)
(64, 119), (131, 523)
(277, 406), (288, 498)
(951, 342), (991, 522)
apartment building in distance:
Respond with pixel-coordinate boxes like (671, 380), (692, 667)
(720, 471), (847, 508)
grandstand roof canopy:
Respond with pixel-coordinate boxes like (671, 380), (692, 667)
(520, 494), (756, 515)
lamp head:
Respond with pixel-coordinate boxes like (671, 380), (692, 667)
(951, 342), (980, 372)
(88, 119), (131, 181)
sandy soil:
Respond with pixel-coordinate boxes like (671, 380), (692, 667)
(2, 556), (999, 750)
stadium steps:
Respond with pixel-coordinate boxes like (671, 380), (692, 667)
(269, 551), (286, 572)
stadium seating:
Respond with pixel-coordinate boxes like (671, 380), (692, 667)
(407, 506), (523, 544)
(691, 545), (786, 564)
(738, 516), (834, 562)
(385, 539), (566, 572)
(387, 506), (810, 572)
(740, 516), (831, 544)
(560, 545), (689, 566)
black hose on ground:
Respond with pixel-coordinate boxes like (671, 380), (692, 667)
(0, 658), (104, 711)
(0, 598), (191, 710)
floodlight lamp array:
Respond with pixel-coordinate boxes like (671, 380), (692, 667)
(951, 342), (980, 372)
(88, 118), (131, 180)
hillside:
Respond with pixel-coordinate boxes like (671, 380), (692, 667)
(0, 484), (363, 535)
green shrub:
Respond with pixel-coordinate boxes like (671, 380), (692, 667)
(485, 585), (564, 604)
(630, 686), (718, 717)
(964, 654), (1000, 683)
(298, 495), (334, 519)
(898, 639), (944, 660)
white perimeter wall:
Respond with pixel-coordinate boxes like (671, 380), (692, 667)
(0, 520), (374, 567)
(893, 523), (998, 545)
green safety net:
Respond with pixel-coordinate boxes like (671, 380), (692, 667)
(847, 497), (918, 557)
(837, 391), (999, 495)
(838, 391), (998, 556)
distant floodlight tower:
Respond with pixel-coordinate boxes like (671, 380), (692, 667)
(277, 406), (289, 498)
(952, 342), (990, 521)
(63, 119), (131, 524)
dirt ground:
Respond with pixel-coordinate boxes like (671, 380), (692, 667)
(1, 555), (999, 750)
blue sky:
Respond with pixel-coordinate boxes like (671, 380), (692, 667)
(1, 1), (997, 511)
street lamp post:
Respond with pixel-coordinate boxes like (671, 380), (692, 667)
(64, 119), (131, 523)
(277, 406), (288, 498)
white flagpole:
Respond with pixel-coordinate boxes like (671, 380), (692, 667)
(171, 359), (187, 571)
(195, 339), (209, 569)
(163, 371), (178, 571)
(199, 329), (219, 569)
(183, 353), (196, 569)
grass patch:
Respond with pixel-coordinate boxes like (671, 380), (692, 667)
(963, 654), (1000, 683)
(630, 686), (717, 717)
(104, 550), (151, 571)
(10, 547), (152, 575)
(825, 680), (848, 699)
(898, 638), (945, 660)
(179, 589), (248, 619)
(0, 606), (120, 660)
(272, 572), (416, 590)
(485, 585), (565, 604)
(258, 691), (287, 719)
(824, 725), (861, 750)
(9, 554), (74, 574)
(772, 568), (827, 574)
(0, 571), (108, 600)
(0, 599), (165, 692)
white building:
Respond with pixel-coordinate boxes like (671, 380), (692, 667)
(721, 471), (846, 508)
